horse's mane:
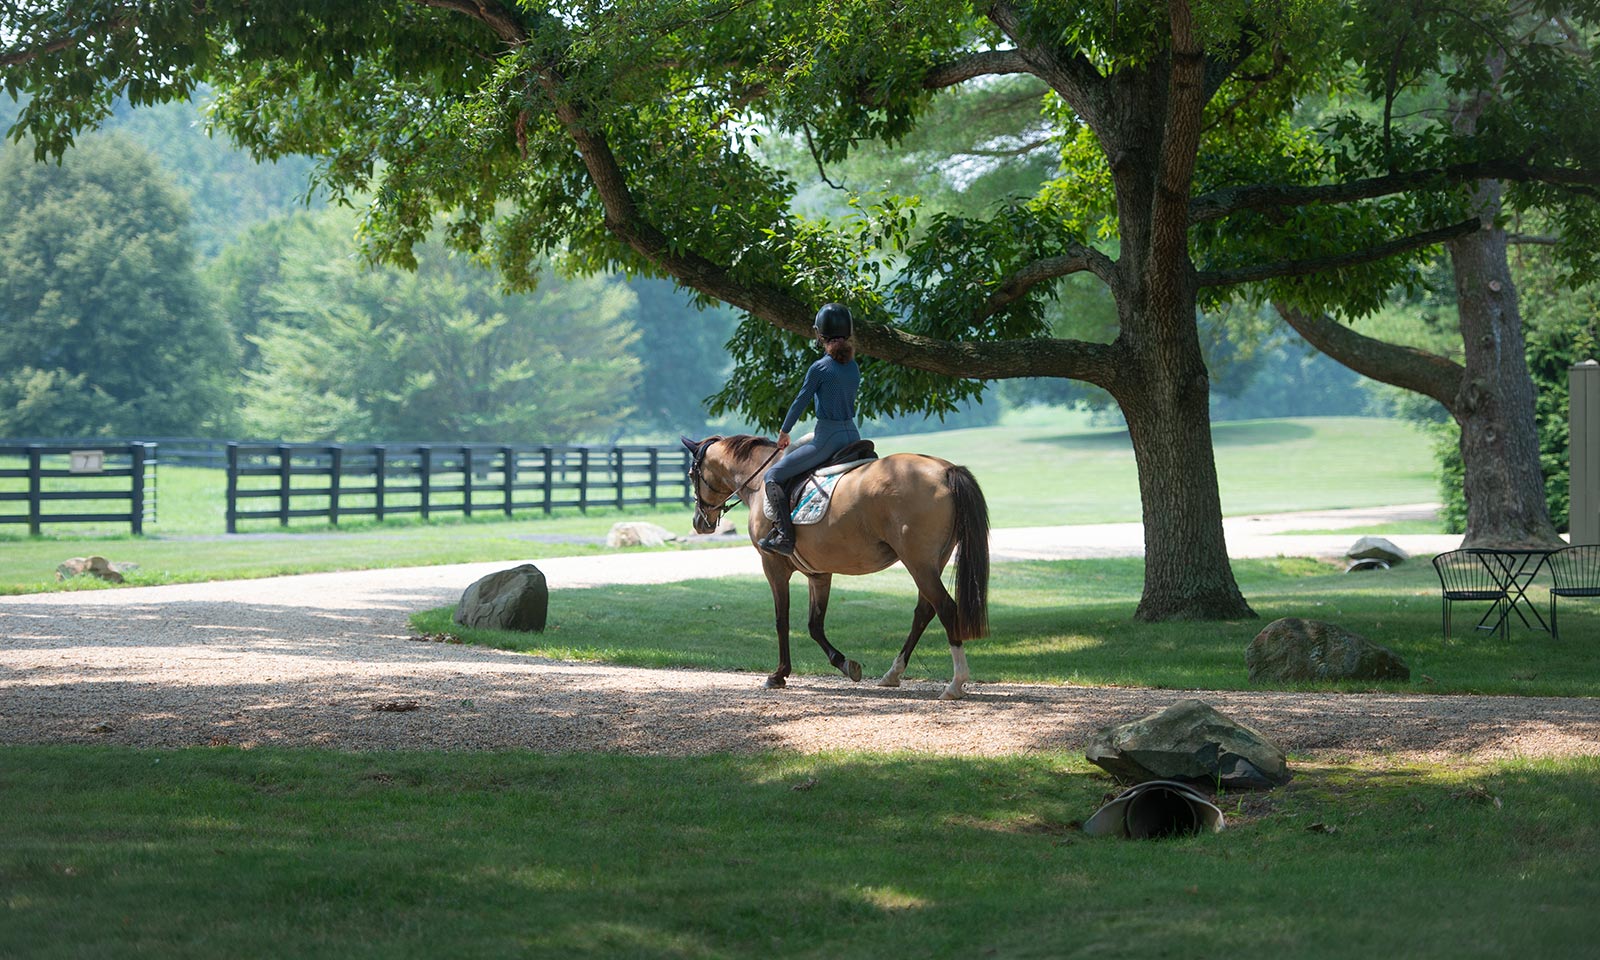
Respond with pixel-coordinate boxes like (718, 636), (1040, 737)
(720, 434), (777, 461)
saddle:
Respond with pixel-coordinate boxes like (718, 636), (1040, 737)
(764, 439), (878, 525)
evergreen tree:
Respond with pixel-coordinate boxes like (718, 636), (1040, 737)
(220, 209), (641, 443)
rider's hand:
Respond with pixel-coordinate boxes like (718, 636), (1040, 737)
(777, 431), (791, 450)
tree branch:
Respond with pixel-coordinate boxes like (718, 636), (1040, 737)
(421, 0), (1122, 387)
(980, 248), (1119, 320)
(411, 0), (527, 43)
(1273, 301), (1462, 409)
(0, 10), (137, 68)
(920, 49), (1036, 90)
(985, 1), (1108, 127)
(1191, 159), (1600, 223)
(958, 135), (1053, 158)
(1196, 218), (1480, 287)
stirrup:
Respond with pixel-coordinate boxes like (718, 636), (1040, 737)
(758, 530), (795, 556)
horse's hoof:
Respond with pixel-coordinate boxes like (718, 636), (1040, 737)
(764, 675), (787, 689)
(877, 674), (901, 688)
(939, 685), (966, 701)
(843, 659), (863, 683)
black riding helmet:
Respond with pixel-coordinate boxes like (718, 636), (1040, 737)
(813, 303), (853, 340)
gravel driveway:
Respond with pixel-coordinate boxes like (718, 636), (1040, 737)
(4, 508), (1597, 762)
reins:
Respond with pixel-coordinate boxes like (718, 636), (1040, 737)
(691, 437), (783, 516)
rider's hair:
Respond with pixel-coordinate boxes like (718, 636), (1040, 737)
(822, 335), (854, 363)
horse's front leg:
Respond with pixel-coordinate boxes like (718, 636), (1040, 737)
(807, 573), (862, 682)
(763, 557), (794, 689)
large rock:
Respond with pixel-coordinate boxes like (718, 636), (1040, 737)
(1247, 617), (1410, 683)
(1085, 699), (1291, 790)
(606, 521), (680, 548)
(1346, 536), (1409, 566)
(454, 564), (548, 632)
(56, 556), (131, 583)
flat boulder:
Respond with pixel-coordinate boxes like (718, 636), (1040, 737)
(1247, 617), (1410, 683)
(606, 521), (680, 548)
(1085, 699), (1291, 790)
(1346, 536), (1409, 566)
(56, 556), (132, 583)
(454, 564), (548, 632)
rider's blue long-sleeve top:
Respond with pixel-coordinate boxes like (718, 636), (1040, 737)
(780, 355), (860, 434)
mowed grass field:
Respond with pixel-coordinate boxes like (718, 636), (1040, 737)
(4, 747), (1597, 960)
(6, 415), (1597, 957)
(0, 415), (1442, 592)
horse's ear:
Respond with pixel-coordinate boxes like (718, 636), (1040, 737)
(680, 435), (700, 453)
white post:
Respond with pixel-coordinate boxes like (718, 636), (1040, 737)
(1572, 360), (1600, 545)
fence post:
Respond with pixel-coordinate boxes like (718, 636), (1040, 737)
(542, 446), (554, 515)
(420, 446), (433, 522)
(329, 445), (343, 526)
(462, 447), (474, 518)
(27, 445), (41, 536)
(578, 447), (590, 513)
(613, 447), (625, 510)
(649, 448), (660, 507)
(277, 444), (292, 527)
(374, 445), (387, 522)
(502, 446), (515, 516)
(226, 443), (239, 534)
(130, 443), (146, 536)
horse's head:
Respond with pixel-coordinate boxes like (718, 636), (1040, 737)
(682, 435), (729, 534)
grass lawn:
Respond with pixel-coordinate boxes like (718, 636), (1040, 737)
(2, 746), (1595, 959)
(880, 415), (1439, 527)
(413, 557), (1600, 698)
(0, 506), (710, 596)
(0, 416), (1440, 592)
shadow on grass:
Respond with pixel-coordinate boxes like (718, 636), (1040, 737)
(1022, 420), (1318, 453)
(2, 746), (1597, 959)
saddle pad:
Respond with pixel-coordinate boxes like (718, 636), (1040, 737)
(763, 457), (875, 525)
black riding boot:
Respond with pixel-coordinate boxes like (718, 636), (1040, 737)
(758, 479), (796, 555)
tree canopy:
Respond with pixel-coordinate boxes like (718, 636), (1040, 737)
(0, 134), (234, 436)
(7, 1), (1599, 617)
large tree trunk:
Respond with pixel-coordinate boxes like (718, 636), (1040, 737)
(1447, 180), (1563, 548)
(1118, 307), (1255, 620)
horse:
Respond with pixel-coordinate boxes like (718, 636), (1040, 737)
(681, 434), (990, 700)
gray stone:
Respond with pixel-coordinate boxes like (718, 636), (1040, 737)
(454, 564), (548, 632)
(56, 555), (126, 583)
(1346, 536), (1409, 566)
(606, 521), (680, 548)
(1247, 617), (1410, 683)
(1085, 699), (1291, 790)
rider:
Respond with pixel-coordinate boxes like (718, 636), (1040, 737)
(757, 303), (861, 556)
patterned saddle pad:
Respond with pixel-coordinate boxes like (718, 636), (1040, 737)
(762, 458), (876, 525)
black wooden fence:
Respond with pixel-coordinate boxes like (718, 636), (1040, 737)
(0, 443), (157, 534)
(226, 442), (693, 532)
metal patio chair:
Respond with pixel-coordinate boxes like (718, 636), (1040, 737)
(1432, 549), (1509, 640)
(1548, 544), (1600, 640)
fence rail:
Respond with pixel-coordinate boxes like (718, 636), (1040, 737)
(226, 442), (693, 532)
(0, 443), (158, 534)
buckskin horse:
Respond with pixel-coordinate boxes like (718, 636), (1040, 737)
(681, 435), (990, 700)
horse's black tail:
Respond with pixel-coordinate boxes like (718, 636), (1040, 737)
(946, 465), (990, 641)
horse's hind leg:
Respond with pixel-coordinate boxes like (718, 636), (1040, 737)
(903, 560), (967, 700)
(807, 573), (863, 682)
(878, 597), (936, 688)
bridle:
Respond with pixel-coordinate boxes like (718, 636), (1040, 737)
(688, 436), (783, 529)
